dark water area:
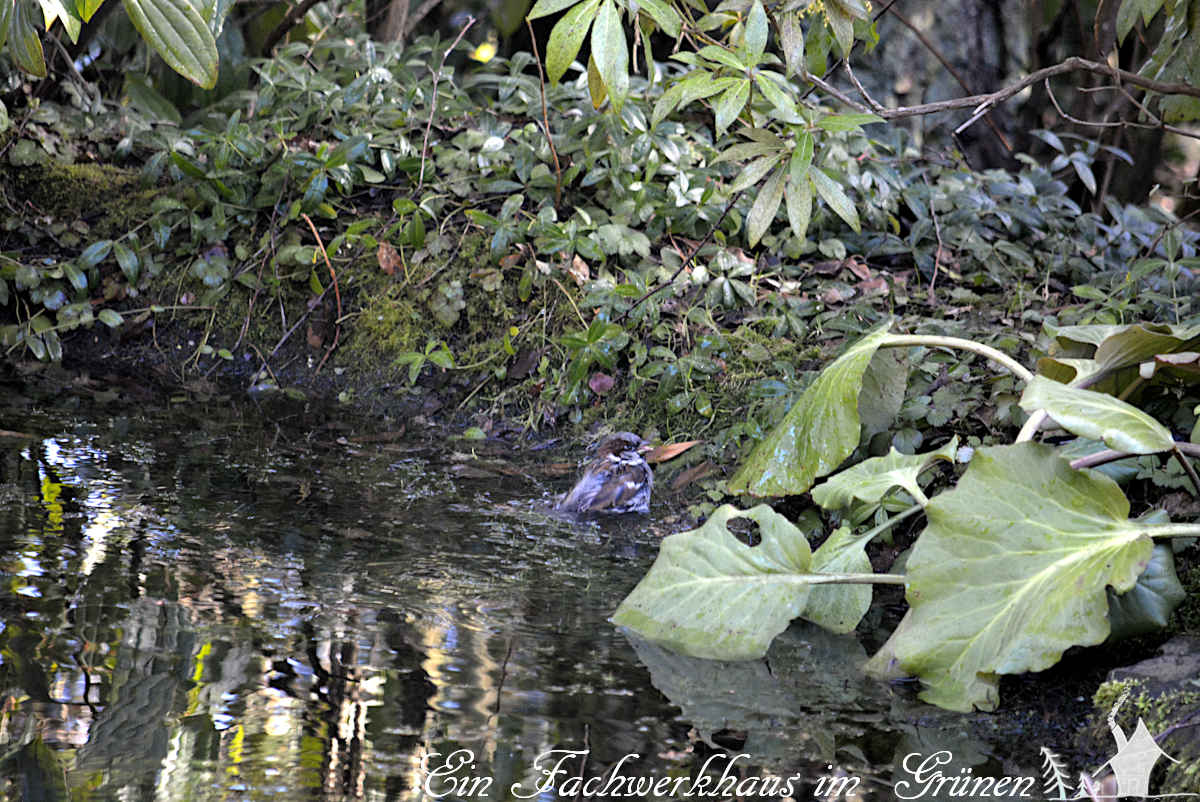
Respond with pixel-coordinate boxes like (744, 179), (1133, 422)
(0, 383), (1110, 800)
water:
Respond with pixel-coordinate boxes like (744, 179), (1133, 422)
(0, 390), (1104, 800)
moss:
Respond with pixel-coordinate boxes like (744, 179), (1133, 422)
(1090, 679), (1200, 793)
(5, 162), (158, 237)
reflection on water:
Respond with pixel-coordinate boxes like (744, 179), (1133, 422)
(0, 398), (1090, 800)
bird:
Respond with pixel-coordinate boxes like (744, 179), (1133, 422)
(556, 432), (654, 514)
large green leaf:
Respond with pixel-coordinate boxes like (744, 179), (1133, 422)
(1039, 321), (1200, 385)
(612, 504), (814, 659)
(590, 0), (628, 110)
(806, 526), (873, 633)
(812, 437), (957, 510)
(1107, 541), (1185, 640)
(729, 319), (895, 496)
(544, 0), (600, 83)
(1019, 375), (1175, 455)
(123, 0), (218, 88)
(866, 443), (1155, 711)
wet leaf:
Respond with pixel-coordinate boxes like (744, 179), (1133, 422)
(812, 438), (957, 510)
(729, 319), (895, 496)
(612, 504), (814, 659)
(588, 371), (614, 395)
(806, 525), (872, 633)
(1019, 375), (1175, 454)
(866, 443), (1155, 711)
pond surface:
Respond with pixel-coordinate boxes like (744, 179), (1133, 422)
(0, 385), (1108, 800)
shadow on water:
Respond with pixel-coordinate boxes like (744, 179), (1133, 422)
(0, 392), (1103, 800)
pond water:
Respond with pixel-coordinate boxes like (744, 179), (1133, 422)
(0, 387), (1109, 800)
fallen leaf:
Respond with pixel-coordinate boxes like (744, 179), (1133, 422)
(567, 254), (590, 285)
(377, 242), (400, 275)
(846, 258), (872, 281)
(671, 460), (719, 490)
(588, 372), (615, 395)
(306, 325), (323, 348)
(646, 440), (702, 463)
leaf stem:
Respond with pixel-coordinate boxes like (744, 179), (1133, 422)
(881, 334), (1034, 382)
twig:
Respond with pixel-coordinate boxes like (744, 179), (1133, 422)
(923, 174), (945, 299)
(807, 56), (1199, 129)
(261, 0), (325, 55)
(1172, 445), (1200, 498)
(526, 18), (563, 210)
(300, 213), (342, 373)
(401, 0), (444, 40)
(418, 17), (476, 192)
(884, 7), (1012, 152)
(615, 191), (741, 324)
(843, 61), (886, 114)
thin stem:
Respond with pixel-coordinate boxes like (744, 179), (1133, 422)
(882, 334), (1034, 382)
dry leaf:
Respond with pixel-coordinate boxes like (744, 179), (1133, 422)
(588, 372), (615, 395)
(645, 439), (702, 463)
(567, 254), (590, 285)
(377, 242), (400, 275)
(306, 324), (323, 348)
(671, 460), (719, 490)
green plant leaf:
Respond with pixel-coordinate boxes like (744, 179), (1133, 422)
(866, 443), (1155, 711)
(809, 166), (861, 232)
(1019, 375), (1175, 454)
(778, 10), (804, 76)
(746, 166), (785, 246)
(122, 0), (218, 88)
(10, 0), (48, 77)
(823, 0), (854, 55)
(816, 112), (885, 132)
(635, 0), (680, 38)
(728, 152), (783, 193)
(784, 172), (812, 240)
(1108, 541), (1185, 640)
(591, 0), (629, 110)
(743, 0), (767, 62)
(713, 78), (750, 134)
(78, 240), (113, 268)
(806, 525), (873, 633)
(612, 504), (814, 659)
(545, 0), (600, 83)
(98, 309), (124, 328)
(812, 438), (958, 510)
(527, 0), (585, 20)
(113, 242), (140, 282)
(729, 319), (895, 496)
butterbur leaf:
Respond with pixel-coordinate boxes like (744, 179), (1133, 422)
(1108, 541), (1186, 640)
(812, 437), (958, 510)
(866, 443), (1155, 711)
(806, 525), (873, 633)
(729, 320), (895, 496)
(1019, 375), (1175, 454)
(612, 504), (814, 659)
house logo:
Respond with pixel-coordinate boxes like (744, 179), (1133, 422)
(1041, 687), (1193, 800)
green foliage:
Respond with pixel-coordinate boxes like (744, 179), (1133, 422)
(618, 320), (1200, 711)
(0, 0), (219, 86)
